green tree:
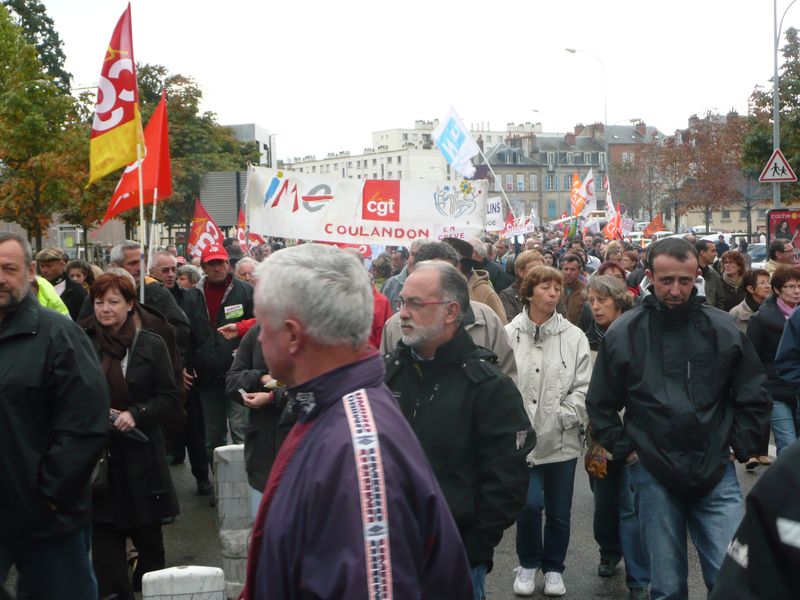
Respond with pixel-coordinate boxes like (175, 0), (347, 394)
(0, 5), (78, 249)
(2, 0), (71, 92)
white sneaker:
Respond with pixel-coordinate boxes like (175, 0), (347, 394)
(512, 566), (537, 595)
(543, 571), (566, 596)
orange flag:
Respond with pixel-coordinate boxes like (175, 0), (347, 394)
(643, 213), (666, 238)
(87, 3), (145, 186)
(569, 172), (583, 217)
(187, 200), (225, 258)
(102, 90), (172, 224)
(236, 208), (248, 251)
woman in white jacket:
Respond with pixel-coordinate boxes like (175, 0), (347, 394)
(506, 265), (592, 598)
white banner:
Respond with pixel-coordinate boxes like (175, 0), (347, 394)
(246, 167), (487, 245)
(485, 197), (504, 231)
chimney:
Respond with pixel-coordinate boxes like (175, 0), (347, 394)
(574, 124), (582, 135)
(564, 133), (576, 146)
(477, 135), (484, 153)
(636, 122), (647, 136)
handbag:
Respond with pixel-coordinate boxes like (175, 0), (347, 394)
(583, 424), (609, 479)
(91, 448), (110, 493)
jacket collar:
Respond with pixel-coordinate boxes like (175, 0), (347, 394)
(396, 325), (475, 366)
(289, 350), (386, 423)
(515, 308), (561, 341)
(0, 293), (39, 340)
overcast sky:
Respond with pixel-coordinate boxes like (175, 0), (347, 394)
(42, 0), (791, 161)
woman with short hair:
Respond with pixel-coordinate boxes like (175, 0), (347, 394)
(719, 250), (747, 311)
(507, 266), (592, 597)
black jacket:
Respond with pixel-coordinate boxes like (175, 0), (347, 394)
(710, 439), (800, 600)
(182, 275), (254, 379)
(747, 296), (797, 404)
(384, 327), (535, 570)
(0, 294), (109, 540)
(587, 291), (770, 500)
(82, 321), (180, 528)
(58, 276), (87, 321)
(721, 276), (746, 313)
(225, 324), (288, 491)
(480, 258), (514, 293)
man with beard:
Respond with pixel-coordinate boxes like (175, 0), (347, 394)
(35, 247), (86, 320)
(0, 232), (109, 599)
(384, 260), (534, 599)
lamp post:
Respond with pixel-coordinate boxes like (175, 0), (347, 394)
(773, 0), (798, 208)
(565, 48), (608, 181)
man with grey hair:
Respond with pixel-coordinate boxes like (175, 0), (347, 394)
(241, 244), (471, 600)
(235, 257), (258, 284)
(149, 250), (181, 304)
(382, 239), (430, 313)
(469, 236), (513, 293)
(384, 260), (535, 600)
(0, 232), (109, 599)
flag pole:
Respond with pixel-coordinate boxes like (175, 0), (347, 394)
(148, 189), (159, 272)
(477, 146), (518, 222)
(137, 142), (145, 303)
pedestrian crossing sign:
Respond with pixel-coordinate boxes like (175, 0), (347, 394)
(759, 149), (797, 182)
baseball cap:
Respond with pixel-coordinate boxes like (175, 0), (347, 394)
(201, 244), (228, 263)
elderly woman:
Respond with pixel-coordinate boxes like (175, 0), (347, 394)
(507, 266), (592, 597)
(177, 264), (202, 289)
(499, 250), (545, 321)
(747, 265), (800, 456)
(719, 250), (747, 311)
(584, 276), (649, 599)
(82, 273), (179, 600)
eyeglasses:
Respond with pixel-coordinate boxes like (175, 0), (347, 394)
(394, 298), (452, 311)
(782, 284), (800, 291)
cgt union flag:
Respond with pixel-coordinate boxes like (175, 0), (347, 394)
(87, 3), (145, 186)
(101, 90), (172, 224)
(187, 199), (224, 258)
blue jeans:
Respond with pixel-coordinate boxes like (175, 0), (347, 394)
(0, 524), (98, 600)
(470, 564), (486, 600)
(516, 458), (577, 573)
(629, 460), (743, 600)
(590, 460), (650, 589)
(771, 399), (798, 455)
(250, 485), (263, 522)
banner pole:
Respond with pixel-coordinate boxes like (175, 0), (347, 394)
(148, 188), (159, 272)
(137, 143), (145, 303)
(477, 147), (518, 222)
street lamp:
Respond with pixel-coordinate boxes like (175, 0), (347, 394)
(565, 48), (608, 179)
(772, 0), (798, 208)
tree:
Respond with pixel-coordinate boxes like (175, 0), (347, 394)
(610, 138), (663, 222)
(0, 5), (78, 249)
(730, 168), (768, 239)
(654, 137), (690, 232)
(2, 0), (71, 92)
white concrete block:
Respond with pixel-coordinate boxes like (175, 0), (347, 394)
(213, 445), (246, 484)
(219, 529), (250, 557)
(226, 581), (244, 599)
(141, 565), (225, 599)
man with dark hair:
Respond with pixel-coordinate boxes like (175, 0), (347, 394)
(0, 232), (109, 599)
(385, 260), (534, 599)
(391, 247), (409, 276)
(587, 238), (770, 599)
(715, 234), (730, 257)
(696, 240), (724, 309)
(560, 253), (587, 325)
(35, 247), (86, 320)
(766, 239), (795, 276)
(442, 238), (507, 324)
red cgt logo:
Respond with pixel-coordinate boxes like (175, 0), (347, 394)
(362, 181), (400, 222)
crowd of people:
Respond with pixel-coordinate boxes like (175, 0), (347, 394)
(2, 224), (800, 600)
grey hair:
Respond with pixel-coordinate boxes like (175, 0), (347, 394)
(468, 237), (488, 258)
(254, 244), (372, 348)
(110, 240), (141, 265)
(104, 266), (136, 287)
(410, 238), (432, 252)
(0, 232), (33, 264)
(587, 274), (633, 312)
(412, 261), (469, 324)
(177, 264), (202, 285)
(235, 257), (258, 274)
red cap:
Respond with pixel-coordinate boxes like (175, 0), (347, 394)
(201, 244), (228, 263)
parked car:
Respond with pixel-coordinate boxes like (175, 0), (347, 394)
(747, 243), (766, 270)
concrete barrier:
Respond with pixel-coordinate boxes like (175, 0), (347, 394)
(213, 444), (251, 597)
(141, 565), (225, 599)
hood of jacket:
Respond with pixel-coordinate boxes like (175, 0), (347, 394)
(507, 308), (571, 341)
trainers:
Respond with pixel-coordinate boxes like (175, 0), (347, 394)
(196, 478), (213, 496)
(598, 558), (617, 577)
(512, 566), (537, 596)
(543, 572), (566, 596)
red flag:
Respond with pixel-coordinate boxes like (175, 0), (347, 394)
(248, 232), (266, 246)
(102, 90), (172, 224)
(187, 199), (224, 258)
(643, 214), (666, 238)
(87, 3), (144, 186)
(236, 209), (248, 250)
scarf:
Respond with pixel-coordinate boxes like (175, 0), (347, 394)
(777, 297), (797, 320)
(722, 272), (742, 291)
(745, 294), (761, 313)
(95, 313), (136, 410)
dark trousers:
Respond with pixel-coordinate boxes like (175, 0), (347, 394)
(516, 458), (577, 573)
(0, 524), (97, 600)
(92, 522), (164, 600)
(172, 388), (209, 480)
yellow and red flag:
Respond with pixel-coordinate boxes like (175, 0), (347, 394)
(643, 213), (666, 238)
(236, 208), (248, 250)
(569, 172), (583, 217)
(187, 199), (224, 258)
(87, 3), (145, 186)
(101, 90), (172, 224)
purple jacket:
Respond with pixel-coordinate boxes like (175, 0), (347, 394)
(249, 352), (472, 599)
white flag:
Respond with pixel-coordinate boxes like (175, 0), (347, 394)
(433, 107), (481, 178)
(605, 181), (617, 221)
(578, 168), (597, 217)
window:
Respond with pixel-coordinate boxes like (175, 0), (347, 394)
(372, 158), (377, 165)
(566, 153), (574, 165)
(563, 174), (570, 190)
(397, 156), (402, 164)
(388, 171), (393, 178)
(622, 152), (634, 164)
(584, 153), (591, 164)
(548, 200), (557, 219)
(363, 160), (368, 167)
(758, 208), (767, 217)
(403, 133), (408, 141)
(373, 173), (377, 179)
(739, 210), (748, 219)
(517, 174), (525, 191)
(721, 209), (731, 220)
(547, 152), (555, 165)
(545, 174), (555, 191)
(348, 161), (353, 168)
(312, 166), (316, 173)
(504, 174), (514, 191)
(398, 170), (402, 178)
(387, 157), (392, 164)
(529, 174), (538, 191)
(599, 152), (607, 167)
